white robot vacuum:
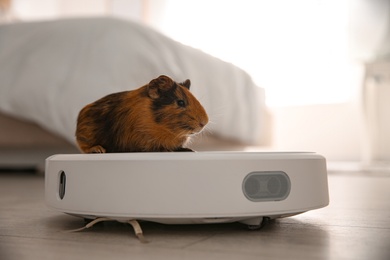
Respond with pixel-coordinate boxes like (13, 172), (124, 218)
(45, 152), (329, 231)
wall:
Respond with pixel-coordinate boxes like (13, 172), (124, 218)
(11, 0), (106, 20)
(270, 102), (363, 162)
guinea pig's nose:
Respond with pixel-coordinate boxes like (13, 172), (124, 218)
(197, 116), (208, 131)
(199, 123), (207, 130)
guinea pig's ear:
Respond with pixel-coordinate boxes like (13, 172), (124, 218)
(147, 75), (174, 99)
(180, 79), (191, 90)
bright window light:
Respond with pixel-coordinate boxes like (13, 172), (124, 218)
(157, 0), (355, 106)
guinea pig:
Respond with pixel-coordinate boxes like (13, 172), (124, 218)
(75, 75), (209, 153)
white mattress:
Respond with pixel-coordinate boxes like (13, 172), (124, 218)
(0, 17), (266, 146)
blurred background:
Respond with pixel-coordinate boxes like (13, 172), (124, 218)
(1, 0), (390, 169)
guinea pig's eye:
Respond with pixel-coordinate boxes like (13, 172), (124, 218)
(177, 100), (186, 107)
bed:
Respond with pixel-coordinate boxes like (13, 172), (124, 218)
(0, 17), (269, 171)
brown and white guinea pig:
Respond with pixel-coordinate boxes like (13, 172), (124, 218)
(75, 75), (209, 153)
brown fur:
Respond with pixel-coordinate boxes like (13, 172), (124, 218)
(76, 75), (208, 153)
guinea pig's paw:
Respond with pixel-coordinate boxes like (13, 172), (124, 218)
(174, 147), (194, 152)
(88, 145), (107, 153)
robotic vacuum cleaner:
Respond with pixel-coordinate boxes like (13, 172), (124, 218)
(45, 152), (329, 229)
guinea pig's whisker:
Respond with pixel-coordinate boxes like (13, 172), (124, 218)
(205, 119), (216, 126)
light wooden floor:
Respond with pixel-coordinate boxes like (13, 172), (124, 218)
(1, 169), (389, 260)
